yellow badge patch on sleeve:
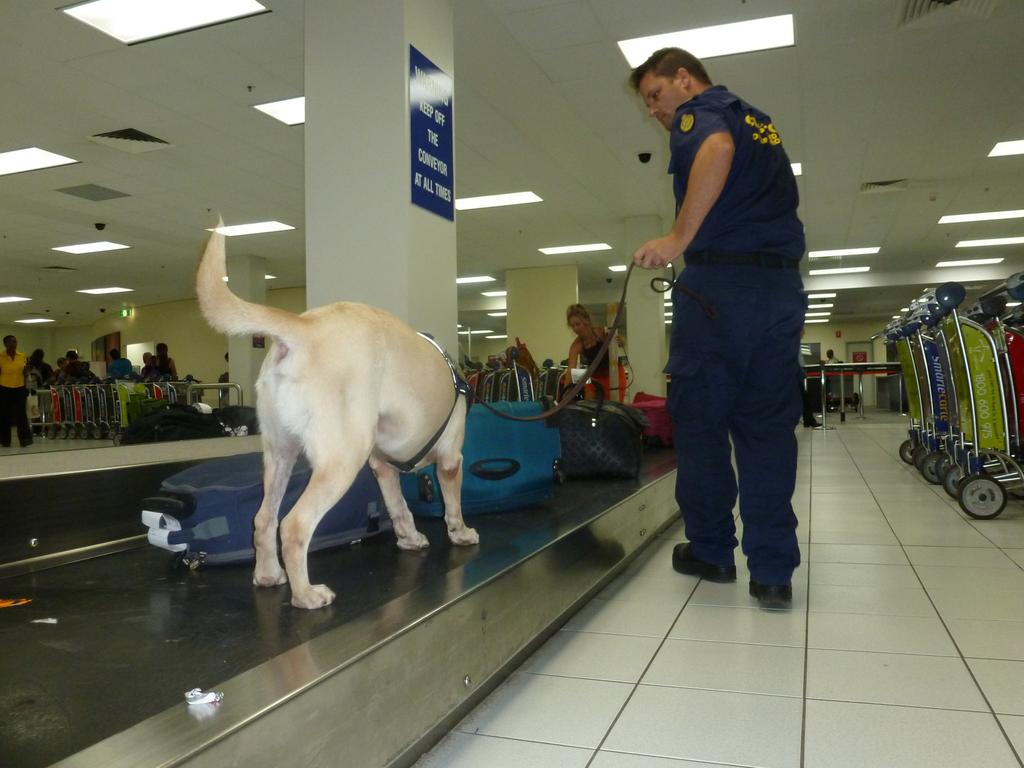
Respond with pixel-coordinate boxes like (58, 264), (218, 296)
(680, 113), (695, 133)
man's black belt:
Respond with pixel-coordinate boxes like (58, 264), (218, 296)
(685, 250), (798, 270)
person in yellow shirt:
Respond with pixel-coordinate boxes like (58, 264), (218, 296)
(0, 335), (32, 447)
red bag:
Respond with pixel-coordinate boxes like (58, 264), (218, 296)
(632, 392), (672, 447)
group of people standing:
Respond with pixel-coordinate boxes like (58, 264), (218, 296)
(0, 336), (179, 448)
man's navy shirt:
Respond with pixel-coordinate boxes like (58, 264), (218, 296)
(669, 85), (805, 261)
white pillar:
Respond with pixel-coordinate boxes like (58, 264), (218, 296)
(304, 0), (457, 352)
(624, 215), (668, 396)
(226, 252), (267, 407)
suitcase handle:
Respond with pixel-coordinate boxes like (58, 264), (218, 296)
(469, 458), (520, 481)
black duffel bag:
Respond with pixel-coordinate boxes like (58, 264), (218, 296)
(550, 387), (648, 479)
(120, 403), (229, 444)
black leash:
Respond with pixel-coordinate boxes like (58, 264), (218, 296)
(473, 261), (716, 423)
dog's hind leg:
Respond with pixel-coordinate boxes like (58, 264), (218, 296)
(368, 455), (429, 550)
(435, 446), (478, 546)
(253, 433), (300, 587)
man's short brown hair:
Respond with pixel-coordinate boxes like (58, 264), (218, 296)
(629, 47), (712, 91)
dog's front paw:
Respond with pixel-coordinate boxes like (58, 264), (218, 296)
(396, 531), (430, 550)
(448, 525), (479, 546)
(291, 584), (336, 609)
(253, 564), (288, 587)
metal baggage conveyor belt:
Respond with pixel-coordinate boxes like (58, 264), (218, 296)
(0, 450), (679, 768)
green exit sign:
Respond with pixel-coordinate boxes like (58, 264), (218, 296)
(118, 308), (132, 318)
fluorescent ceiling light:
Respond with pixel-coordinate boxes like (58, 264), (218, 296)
(665, 319), (672, 324)
(808, 266), (871, 276)
(664, 312), (672, 317)
(52, 241), (130, 254)
(454, 192), (542, 211)
(808, 247), (880, 258)
(457, 329), (493, 335)
(618, 14), (795, 66)
(0, 296), (31, 303)
(481, 290), (506, 297)
(939, 209), (1024, 224)
(806, 292), (836, 299)
(664, 301), (672, 306)
(456, 276), (495, 284)
(486, 335), (508, 340)
(791, 163), (802, 176)
(0, 147), (78, 176)
(538, 243), (612, 255)
(1007, 302), (1022, 308)
(804, 319), (829, 324)
(62, 0), (269, 45)
(487, 311), (507, 317)
(221, 275), (278, 282)
(989, 140), (1024, 157)
(892, 315), (902, 319)
(805, 312), (831, 318)
(15, 318), (54, 324)
(807, 303), (834, 309)
(76, 287), (134, 295)
(253, 96), (305, 126)
(936, 258), (1004, 268)
(208, 221), (295, 236)
(955, 236), (1024, 248)
(608, 265), (628, 273)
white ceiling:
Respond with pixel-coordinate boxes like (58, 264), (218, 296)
(1, 0), (1023, 336)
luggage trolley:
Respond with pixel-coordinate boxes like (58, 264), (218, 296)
(934, 276), (1024, 518)
(892, 295), (942, 475)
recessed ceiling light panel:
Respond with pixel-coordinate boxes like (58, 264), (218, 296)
(935, 258), (1004, 268)
(989, 140), (1024, 157)
(76, 287), (134, 295)
(618, 14), (795, 66)
(456, 276), (495, 285)
(0, 296), (31, 303)
(955, 236), (1024, 248)
(539, 243), (612, 255)
(938, 209), (1024, 224)
(454, 192), (542, 211)
(62, 0), (270, 45)
(807, 247), (880, 258)
(254, 96), (305, 126)
(208, 221), (295, 236)
(15, 318), (55, 324)
(0, 147), (78, 176)
(52, 241), (130, 254)
(808, 266), (871, 275)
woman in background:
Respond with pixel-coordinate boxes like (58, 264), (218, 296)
(0, 335), (32, 447)
(563, 304), (610, 399)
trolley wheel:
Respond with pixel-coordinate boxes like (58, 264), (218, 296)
(921, 452), (944, 485)
(912, 445), (929, 473)
(958, 474), (1008, 520)
(899, 439), (915, 465)
(942, 464), (964, 499)
(935, 454), (952, 480)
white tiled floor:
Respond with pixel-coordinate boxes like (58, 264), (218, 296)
(416, 416), (1024, 768)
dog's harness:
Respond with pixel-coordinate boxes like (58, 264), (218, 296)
(387, 333), (470, 473)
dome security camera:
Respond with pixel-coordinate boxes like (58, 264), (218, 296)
(637, 152), (652, 164)
(95, 222), (106, 231)
(99, 307), (106, 313)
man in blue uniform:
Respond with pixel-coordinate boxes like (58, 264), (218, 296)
(630, 48), (805, 609)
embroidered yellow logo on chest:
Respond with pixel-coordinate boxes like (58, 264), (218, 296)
(680, 113), (695, 133)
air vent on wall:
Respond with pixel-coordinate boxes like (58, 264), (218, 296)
(42, 265), (79, 271)
(900, 0), (998, 28)
(89, 128), (173, 154)
(56, 183), (130, 201)
(860, 179), (909, 193)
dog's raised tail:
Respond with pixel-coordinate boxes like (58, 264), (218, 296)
(196, 223), (306, 344)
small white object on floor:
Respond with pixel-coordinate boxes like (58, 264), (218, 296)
(185, 688), (224, 706)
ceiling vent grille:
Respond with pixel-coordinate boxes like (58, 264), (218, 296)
(900, 0), (999, 28)
(42, 265), (78, 271)
(89, 128), (173, 154)
(56, 183), (130, 201)
(860, 179), (910, 193)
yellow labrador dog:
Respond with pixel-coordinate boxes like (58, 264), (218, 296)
(196, 228), (477, 609)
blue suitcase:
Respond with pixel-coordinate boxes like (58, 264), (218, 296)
(141, 452), (387, 565)
(400, 401), (561, 516)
